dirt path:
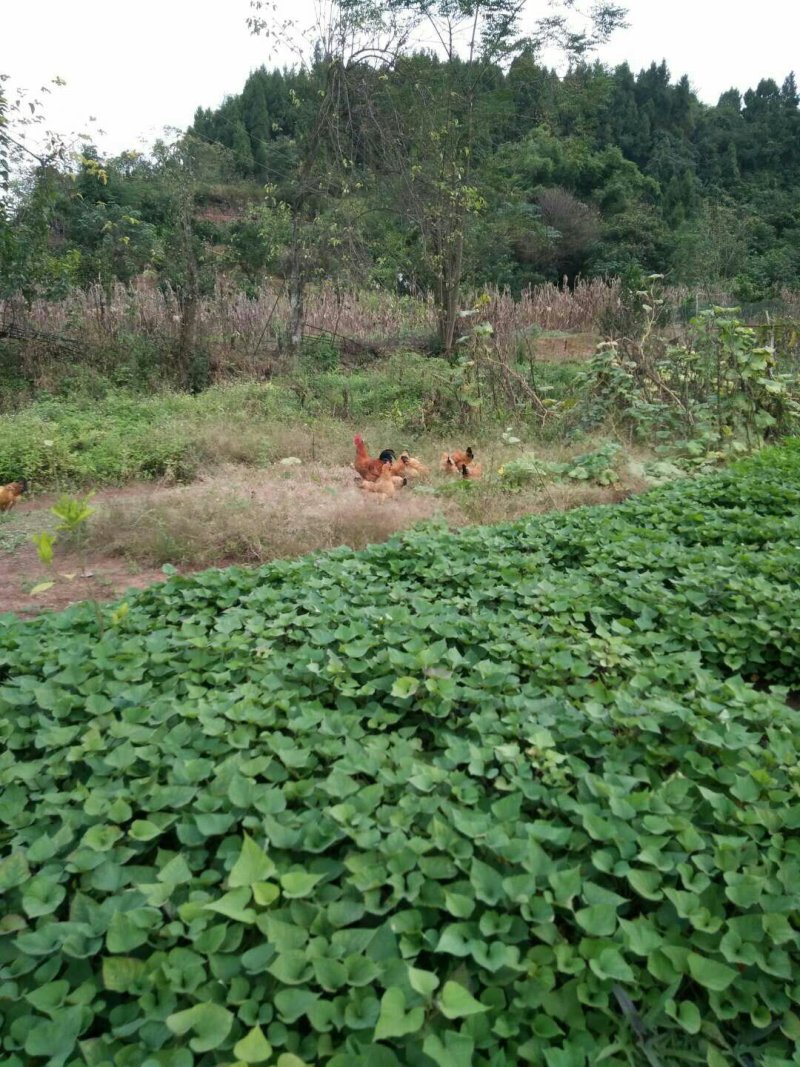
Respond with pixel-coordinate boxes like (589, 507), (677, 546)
(1, 487), (182, 617)
(1, 461), (640, 619)
(0, 468), (453, 617)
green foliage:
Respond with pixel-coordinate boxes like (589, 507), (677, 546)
(7, 45), (800, 311)
(581, 282), (800, 450)
(288, 355), (466, 431)
(301, 335), (341, 371)
(499, 443), (621, 488)
(30, 530), (56, 566)
(50, 493), (96, 539)
(0, 357), (473, 490)
(0, 385), (291, 488)
(2, 446), (800, 1063)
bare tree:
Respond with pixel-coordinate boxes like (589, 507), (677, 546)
(247, 1), (417, 358)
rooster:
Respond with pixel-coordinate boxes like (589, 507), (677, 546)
(441, 447), (475, 474)
(354, 434), (393, 482)
(0, 478), (28, 513)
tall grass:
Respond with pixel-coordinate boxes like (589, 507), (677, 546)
(4, 277), (621, 384)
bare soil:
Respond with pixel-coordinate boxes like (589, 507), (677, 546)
(533, 333), (598, 362)
(0, 487), (185, 618)
(0, 461), (640, 618)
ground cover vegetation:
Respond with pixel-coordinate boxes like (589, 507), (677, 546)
(1, 445), (800, 1065)
(2, 2), (800, 1062)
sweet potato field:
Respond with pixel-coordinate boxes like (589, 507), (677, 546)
(1, 444), (800, 1066)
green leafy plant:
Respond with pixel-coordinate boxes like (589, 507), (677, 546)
(582, 279), (800, 454)
(2, 444), (800, 1065)
(564, 442), (621, 485)
(499, 444), (621, 489)
(29, 493), (96, 600)
(498, 452), (565, 488)
(51, 491), (96, 541)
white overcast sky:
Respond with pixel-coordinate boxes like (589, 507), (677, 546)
(4, 0), (799, 156)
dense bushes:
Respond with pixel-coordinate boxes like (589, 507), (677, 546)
(1, 446), (800, 1064)
(0, 357), (463, 488)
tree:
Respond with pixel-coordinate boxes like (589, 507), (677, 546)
(364, 0), (628, 350)
(0, 75), (76, 305)
(246, 0), (416, 357)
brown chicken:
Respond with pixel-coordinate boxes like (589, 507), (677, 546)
(0, 479), (28, 513)
(396, 451), (428, 476)
(358, 465), (406, 499)
(441, 447), (475, 474)
(461, 462), (483, 480)
(354, 434), (392, 482)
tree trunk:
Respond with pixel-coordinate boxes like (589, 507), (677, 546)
(176, 202), (199, 387)
(287, 217), (305, 362)
(437, 218), (465, 355)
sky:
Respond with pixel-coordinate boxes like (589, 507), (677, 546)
(4, 0), (799, 157)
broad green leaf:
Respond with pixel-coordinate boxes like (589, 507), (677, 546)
(253, 881), (280, 907)
(102, 956), (146, 992)
(544, 1045), (587, 1067)
(548, 865), (582, 905)
(575, 903), (617, 937)
(627, 868), (663, 901)
(166, 1002), (234, 1052)
(391, 677), (418, 699)
(374, 987), (425, 1040)
(313, 956), (348, 991)
(24, 1005), (84, 1065)
(82, 824), (122, 851)
(668, 999), (702, 1035)
(268, 952), (314, 985)
(157, 854), (193, 884)
(423, 1030), (475, 1067)
(470, 859), (503, 905)
(470, 940), (521, 972)
(408, 966), (439, 997)
(25, 980), (70, 1013)
(439, 980), (488, 1019)
(129, 819), (164, 841)
(229, 833), (277, 887)
(280, 871), (323, 898)
(274, 987), (319, 1023)
(588, 946), (635, 983)
(619, 916), (662, 956)
(233, 1025), (272, 1063)
(346, 955), (380, 987)
(0, 852), (30, 891)
(22, 875), (66, 917)
(687, 952), (737, 992)
(106, 911), (150, 953)
(203, 887), (257, 923)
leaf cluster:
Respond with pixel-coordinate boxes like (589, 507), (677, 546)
(2, 446), (800, 1064)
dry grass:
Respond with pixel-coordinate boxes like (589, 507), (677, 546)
(82, 441), (652, 568)
(9, 277), (623, 381)
(186, 421), (271, 467)
(85, 464), (465, 567)
(443, 479), (645, 526)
